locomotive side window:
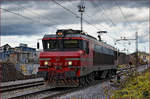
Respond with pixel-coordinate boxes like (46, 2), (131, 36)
(94, 45), (114, 56)
(86, 41), (89, 54)
(83, 40), (89, 54)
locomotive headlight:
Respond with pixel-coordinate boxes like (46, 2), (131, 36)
(68, 61), (72, 66)
(44, 61), (48, 66)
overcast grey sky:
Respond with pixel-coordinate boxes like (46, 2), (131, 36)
(1, 0), (149, 54)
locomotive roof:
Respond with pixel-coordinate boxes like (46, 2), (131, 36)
(43, 29), (117, 51)
(43, 34), (117, 51)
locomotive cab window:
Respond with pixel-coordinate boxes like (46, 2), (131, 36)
(63, 39), (81, 49)
(43, 40), (59, 51)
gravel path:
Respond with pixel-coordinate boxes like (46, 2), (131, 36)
(52, 65), (149, 99)
(53, 81), (115, 99)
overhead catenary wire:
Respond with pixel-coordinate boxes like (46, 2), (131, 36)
(21, 0), (118, 42)
(14, 2), (60, 26)
(78, 0), (108, 29)
(84, 1), (120, 44)
(112, 0), (137, 53)
(0, 7), (58, 29)
(52, 0), (101, 31)
(53, 0), (100, 37)
(1, 8), (35, 22)
(90, 0), (128, 34)
(87, 1), (122, 41)
(2, 1), (123, 48)
(57, 0), (118, 43)
(84, 0), (115, 27)
(55, 0), (112, 41)
(64, 1), (109, 39)
(97, 0), (133, 39)
(94, 0), (116, 26)
(112, 0), (135, 31)
(92, 0), (136, 49)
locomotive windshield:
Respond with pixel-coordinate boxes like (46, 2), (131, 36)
(63, 40), (80, 49)
(43, 40), (59, 50)
(43, 39), (82, 51)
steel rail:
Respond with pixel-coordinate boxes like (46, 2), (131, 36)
(0, 78), (44, 93)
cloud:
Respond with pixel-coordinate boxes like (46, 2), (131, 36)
(1, 24), (49, 36)
(1, 35), (43, 48)
(1, 0), (149, 53)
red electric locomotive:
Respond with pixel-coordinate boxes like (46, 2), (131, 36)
(37, 29), (117, 87)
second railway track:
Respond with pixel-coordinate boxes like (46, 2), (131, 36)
(0, 81), (44, 93)
(3, 79), (109, 99)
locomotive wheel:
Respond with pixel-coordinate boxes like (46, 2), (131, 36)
(81, 77), (86, 87)
(112, 69), (117, 75)
(94, 71), (101, 80)
(86, 74), (91, 85)
(84, 76), (88, 86)
(44, 72), (48, 81)
(79, 76), (87, 87)
(88, 73), (92, 82)
(78, 77), (83, 87)
(91, 72), (95, 81)
(88, 72), (94, 81)
(107, 70), (112, 78)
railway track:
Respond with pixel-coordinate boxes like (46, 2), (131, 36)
(42, 79), (108, 99)
(3, 79), (109, 99)
(0, 78), (44, 93)
(1, 65), (148, 99)
(0, 77), (108, 99)
(0, 78), (47, 99)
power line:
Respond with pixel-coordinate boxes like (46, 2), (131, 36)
(90, 0), (135, 48)
(0, 7), (58, 29)
(81, 1), (121, 43)
(59, 1), (117, 43)
(90, 0), (130, 36)
(89, 1), (120, 38)
(112, 0), (135, 31)
(64, 0), (107, 32)
(1, 8), (35, 22)
(94, 0), (116, 26)
(53, 0), (113, 42)
(1, 1), (118, 46)
(84, 11), (108, 29)
(52, 0), (101, 31)
(89, 1), (114, 26)
(52, 0), (79, 18)
(15, 2), (59, 26)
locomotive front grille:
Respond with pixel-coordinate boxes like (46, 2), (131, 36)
(55, 73), (64, 80)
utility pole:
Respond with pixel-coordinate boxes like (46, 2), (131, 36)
(135, 32), (138, 67)
(78, 4), (85, 33)
(115, 32), (138, 67)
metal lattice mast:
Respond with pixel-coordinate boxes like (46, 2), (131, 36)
(115, 32), (138, 66)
